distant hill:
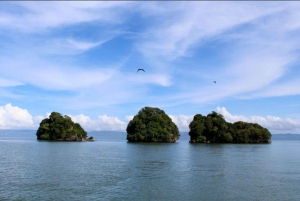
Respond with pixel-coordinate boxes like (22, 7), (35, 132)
(89, 131), (126, 140)
(1, 130), (300, 141)
(0, 130), (36, 137)
(271, 134), (300, 140)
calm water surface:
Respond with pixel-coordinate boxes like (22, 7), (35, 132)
(1, 131), (300, 201)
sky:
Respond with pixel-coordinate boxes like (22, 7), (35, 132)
(0, 1), (300, 134)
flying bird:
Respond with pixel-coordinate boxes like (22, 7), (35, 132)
(137, 69), (145, 73)
(214, 81), (216, 83)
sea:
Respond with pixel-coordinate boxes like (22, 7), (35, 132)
(1, 130), (300, 201)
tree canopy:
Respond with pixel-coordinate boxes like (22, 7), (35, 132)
(126, 107), (180, 142)
(189, 111), (271, 143)
(36, 112), (88, 141)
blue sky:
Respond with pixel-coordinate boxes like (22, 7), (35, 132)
(0, 1), (300, 133)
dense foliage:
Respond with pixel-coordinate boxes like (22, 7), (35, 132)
(189, 111), (271, 143)
(36, 112), (88, 141)
(126, 107), (180, 142)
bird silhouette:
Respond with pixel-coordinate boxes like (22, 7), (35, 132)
(137, 69), (145, 73)
(214, 81), (216, 83)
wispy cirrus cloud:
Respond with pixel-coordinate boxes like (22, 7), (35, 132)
(34, 37), (113, 55)
(127, 73), (172, 87)
(136, 2), (285, 60)
(66, 38), (106, 51)
(0, 57), (117, 91)
(0, 1), (300, 128)
(0, 78), (23, 87)
(135, 2), (300, 105)
(2, 2), (296, 94)
(0, 2), (132, 32)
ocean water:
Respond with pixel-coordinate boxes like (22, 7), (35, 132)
(1, 131), (300, 201)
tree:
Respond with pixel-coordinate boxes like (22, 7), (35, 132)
(189, 114), (206, 142)
(203, 112), (228, 142)
(189, 112), (271, 143)
(126, 107), (180, 142)
(219, 133), (233, 142)
(36, 112), (88, 141)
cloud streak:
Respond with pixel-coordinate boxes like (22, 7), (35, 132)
(137, 2), (284, 60)
(0, 2), (300, 130)
(0, 2), (131, 32)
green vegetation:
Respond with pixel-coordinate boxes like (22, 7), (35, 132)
(126, 107), (180, 142)
(36, 112), (90, 141)
(189, 111), (271, 143)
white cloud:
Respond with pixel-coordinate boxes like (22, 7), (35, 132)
(169, 115), (193, 132)
(28, 112), (130, 132)
(217, 106), (300, 134)
(216, 107), (249, 123)
(0, 103), (298, 134)
(70, 113), (194, 132)
(34, 115), (44, 126)
(97, 115), (127, 131)
(70, 114), (128, 131)
(0, 103), (34, 129)
(126, 116), (134, 121)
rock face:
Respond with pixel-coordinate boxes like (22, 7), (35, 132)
(64, 136), (88, 141)
(126, 107), (180, 142)
(36, 112), (93, 141)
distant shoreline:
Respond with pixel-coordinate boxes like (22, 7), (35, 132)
(1, 129), (299, 135)
(1, 130), (300, 141)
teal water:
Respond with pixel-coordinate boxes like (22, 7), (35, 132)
(1, 131), (300, 201)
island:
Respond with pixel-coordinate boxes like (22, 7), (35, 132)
(126, 107), (180, 142)
(36, 112), (93, 141)
(189, 111), (271, 143)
